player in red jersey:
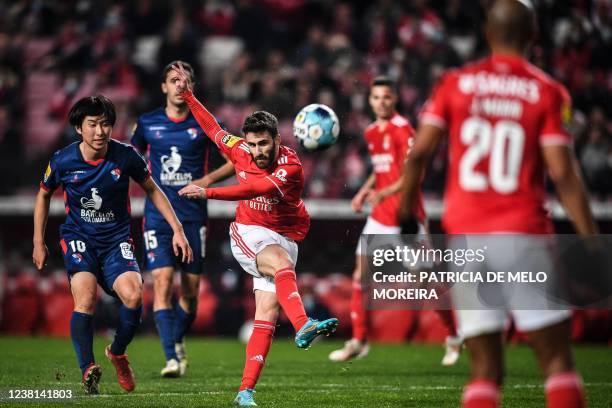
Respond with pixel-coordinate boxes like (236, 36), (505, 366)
(170, 63), (339, 406)
(328, 76), (465, 364)
(400, 1), (597, 407)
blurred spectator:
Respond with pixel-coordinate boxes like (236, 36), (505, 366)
(0, 0), (609, 199)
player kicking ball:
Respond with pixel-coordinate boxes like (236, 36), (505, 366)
(172, 62), (339, 406)
(33, 96), (192, 394)
(132, 61), (234, 378)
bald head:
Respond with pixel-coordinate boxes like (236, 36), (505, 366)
(486, 0), (537, 54)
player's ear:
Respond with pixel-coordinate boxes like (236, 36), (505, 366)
(161, 81), (168, 95)
(74, 125), (83, 136)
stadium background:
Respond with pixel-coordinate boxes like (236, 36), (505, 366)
(0, 0), (611, 343)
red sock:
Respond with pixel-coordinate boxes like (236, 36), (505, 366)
(350, 282), (368, 341)
(239, 320), (275, 391)
(274, 268), (309, 331)
(545, 371), (586, 408)
(435, 309), (457, 336)
(462, 379), (500, 408)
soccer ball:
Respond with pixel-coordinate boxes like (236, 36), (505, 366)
(293, 104), (340, 151)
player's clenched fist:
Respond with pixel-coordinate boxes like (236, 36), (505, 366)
(178, 184), (207, 199)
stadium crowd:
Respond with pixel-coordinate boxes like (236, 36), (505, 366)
(0, 0), (610, 198)
(1, 1), (611, 342)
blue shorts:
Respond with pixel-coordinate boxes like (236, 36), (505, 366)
(60, 230), (141, 297)
(142, 220), (206, 274)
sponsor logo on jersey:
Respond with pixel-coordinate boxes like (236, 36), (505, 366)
(149, 126), (166, 131)
(221, 134), (242, 148)
(110, 168), (121, 181)
(239, 171), (247, 179)
(248, 195), (280, 212)
(371, 153), (394, 173)
(160, 146), (193, 186)
(79, 187), (115, 223)
(187, 127), (198, 140)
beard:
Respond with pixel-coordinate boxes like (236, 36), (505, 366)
(253, 140), (276, 169)
(254, 154), (272, 169)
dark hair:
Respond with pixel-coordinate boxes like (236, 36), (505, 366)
(162, 60), (195, 82)
(241, 111), (279, 138)
(68, 95), (116, 127)
(371, 76), (397, 93)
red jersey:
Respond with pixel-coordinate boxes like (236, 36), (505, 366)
(365, 113), (425, 226)
(420, 54), (573, 234)
(211, 135), (310, 241)
(181, 90), (310, 241)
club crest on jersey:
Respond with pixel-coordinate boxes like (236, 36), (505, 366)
(239, 171), (247, 180)
(110, 168), (121, 181)
(79, 187), (115, 223)
(187, 127), (198, 140)
(147, 251), (156, 263)
(160, 146), (193, 186)
(274, 168), (287, 182)
(72, 253), (83, 263)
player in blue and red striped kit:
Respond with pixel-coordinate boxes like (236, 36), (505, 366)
(131, 61), (234, 377)
(33, 96), (192, 395)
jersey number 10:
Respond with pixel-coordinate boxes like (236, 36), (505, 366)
(459, 117), (525, 194)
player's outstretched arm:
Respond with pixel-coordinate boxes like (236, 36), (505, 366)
(139, 177), (194, 263)
(399, 124), (443, 224)
(179, 177), (280, 201)
(542, 145), (599, 235)
(192, 158), (235, 188)
(172, 62), (229, 147)
(33, 188), (53, 270)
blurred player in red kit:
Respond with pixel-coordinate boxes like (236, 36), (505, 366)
(329, 76), (461, 366)
(400, 1), (597, 407)
(171, 63), (339, 407)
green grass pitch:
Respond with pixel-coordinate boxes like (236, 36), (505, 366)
(0, 336), (609, 407)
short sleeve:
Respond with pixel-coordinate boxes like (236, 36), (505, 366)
(394, 125), (415, 163)
(125, 146), (151, 183)
(540, 83), (573, 147)
(130, 118), (147, 152)
(419, 73), (453, 130)
(40, 153), (61, 192)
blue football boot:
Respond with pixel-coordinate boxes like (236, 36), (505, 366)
(295, 317), (339, 349)
(233, 389), (257, 406)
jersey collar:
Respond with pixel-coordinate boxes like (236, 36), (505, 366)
(77, 141), (111, 166)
